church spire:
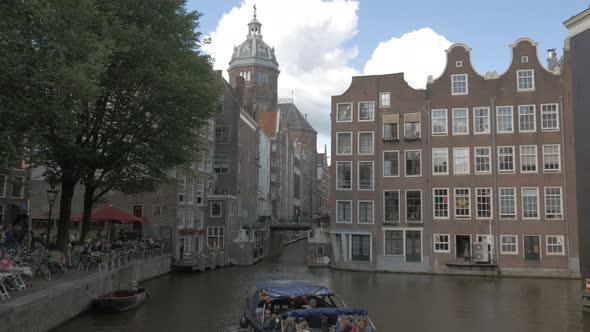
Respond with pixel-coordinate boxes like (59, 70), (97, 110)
(247, 4), (262, 38)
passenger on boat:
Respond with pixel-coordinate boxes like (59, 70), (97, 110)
(335, 316), (353, 332)
(297, 320), (311, 332)
(283, 317), (297, 332)
(351, 318), (373, 332)
(262, 313), (280, 332)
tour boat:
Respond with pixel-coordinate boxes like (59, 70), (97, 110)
(239, 280), (376, 331)
(93, 286), (149, 312)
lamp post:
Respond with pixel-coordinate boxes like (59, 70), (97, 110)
(46, 188), (59, 246)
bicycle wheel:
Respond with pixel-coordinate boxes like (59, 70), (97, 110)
(40, 264), (51, 281)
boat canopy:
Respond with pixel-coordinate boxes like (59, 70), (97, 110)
(281, 308), (369, 319)
(247, 281), (334, 313)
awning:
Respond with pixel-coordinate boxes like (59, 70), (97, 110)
(383, 114), (399, 123)
(72, 206), (146, 224)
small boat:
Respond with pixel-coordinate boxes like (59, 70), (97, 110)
(239, 280), (376, 331)
(93, 284), (148, 312)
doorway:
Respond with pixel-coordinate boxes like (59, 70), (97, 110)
(455, 235), (471, 259)
(524, 236), (541, 261)
(405, 230), (421, 262)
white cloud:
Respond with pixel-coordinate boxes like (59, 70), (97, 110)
(203, 0), (360, 155)
(364, 28), (452, 89)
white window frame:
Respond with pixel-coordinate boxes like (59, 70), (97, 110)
(520, 145), (538, 174)
(451, 74), (468, 95)
(383, 190), (400, 224)
(406, 189), (423, 223)
(475, 187), (493, 220)
(544, 187), (564, 220)
(357, 161), (374, 191)
(452, 108), (469, 135)
(379, 92), (391, 108)
(336, 200), (353, 224)
(500, 235), (519, 255)
(522, 235), (542, 261)
(383, 150), (400, 177)
(358, 101), (375, 122)
(382, 122), (399, 140)
(207, 226), (224, 249)
(357, 200), (374, 224)
(521, 56), (529, 63)
(518, 105), (536, 133)
(210, 201), (222, 217)
(454, 188), (471, 219)
(336, 161), (352, 191)
(498, 146), (515, 173)
(336, 103), (353, 123)
(0, 205), (4, 223)
(517, 69), (535, 92)
(11, 176), (24, 199)
(431, 109), (448, 136)
(473, 107), (490, 134)
(433, 188), (450, 220)
(453, 147), (470, 175)
(357, 131), (374, 155)
(456, 61), (463, 67)
(404, 149), (422, 177)
(383, 229), (405, 257)
(499, 187), (517, 219)
(403, 113), (421, 140)
(336, 132), (353, 156)
(0, 174), (6, 198)
(432, 148), (449, 175)
(474, 146), (492, 174)
(542, 144), (561, 173)
(546, 235), (565, 256)
(541, 103), (559, 132)
(215, 125), (230, 144)
(214, 154), (230, 174)
(496, 106), (514, 133)
(433, 234), (451, 253)
(521, 187), (540, 220)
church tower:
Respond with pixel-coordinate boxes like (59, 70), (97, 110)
(228, 6), (280, 121)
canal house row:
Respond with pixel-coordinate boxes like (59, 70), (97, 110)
(330, 37), (580, 277)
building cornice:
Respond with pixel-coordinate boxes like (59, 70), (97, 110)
(564, 7), (590, 39)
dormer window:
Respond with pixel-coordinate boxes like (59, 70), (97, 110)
(451, 74), (468, 95)
(517, 69), (534, 91)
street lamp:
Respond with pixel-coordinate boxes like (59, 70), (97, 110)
(46, 188), (59, 246)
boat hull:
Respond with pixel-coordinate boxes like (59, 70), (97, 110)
(93, 288), (148, 312)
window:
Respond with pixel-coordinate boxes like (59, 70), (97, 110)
(336, 103), (352, 122)
(405, 150), (421, 176)
(271, 143), (277, 152)
(451, 74), (468, 95)
(132, 205), (143, 217)
(358, 201), (374, 224)
(384, 231), (403, 255)
(545, 187), (563, 219)
(473, 107), (490, 134)
(152, 206), (161, 216)
(11, 176), (24, 198)
(431, 109), (448, 135)
(215, 126), (230, 144)
(454, 188), (470, 218)
(271, 174), (276, 182)
(476, 188), (492, 219)
(520, 145), (538, 173)
(384, 191), (400, 223)
(517, 69), (535, 91)
(0, 205), (3, 223)
(187, 177), (194, 203)
(474, 147), (491, 173)
(518, 105), (536, 132)
(383, 123), (399, 141)
(383, 151), (399, 177)
(0, 175), (6, 198)
(500, 235), (518, 254)
(214, 155), (229, 174)
(541, 104), (559, 131)
(452, 108), (469, 135)
(434, 234), (450, 253)
(178, 177), (186, 203)
(207, 226), (224, 249)
(521, 56), (529, 63)
(498, 146), (515, 173)
(546, 236), (565, 255)
(406, 190), (422, 223)
(336, 201), (352, 223)
(496, 106), (514, 133)
(271, 159), (278, 168)
(433, 188), (449, 219)
(543, 144), (561, 172)
(432, 148), (448, 175)
(358, 161), (373, 190)
(522, 187), (539, 219)
(453, 147), (470, 174)
(336, 132), (352, 155)
(358, 101), (374, 121)
(336, 162), (352, 190)
(210, 202), (222, 217)
(380, 92), (391, 108)
(335, 234), (344, 255)
(499, 188), (517, 219)
(351, 234), (371, 261)
(358, 132), (374, 155)
(403, 113), (421, 140)
(256, 71), (268, 83)
(239, 71), (251, 81)
(456, 61), (463, 67)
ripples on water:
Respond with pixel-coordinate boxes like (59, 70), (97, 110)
(55, 241), (590, 332)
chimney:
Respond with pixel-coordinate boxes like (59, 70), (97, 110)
(547, 48), (558, 71)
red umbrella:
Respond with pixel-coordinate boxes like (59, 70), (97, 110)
(72, 206), (146, 224)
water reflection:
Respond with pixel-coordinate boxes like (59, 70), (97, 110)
(55, 241), (588, 332)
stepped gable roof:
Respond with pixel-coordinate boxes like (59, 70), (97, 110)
(259, 111), (279, 138)
(277, 102), (316, 132)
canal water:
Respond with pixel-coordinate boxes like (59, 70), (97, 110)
(56, 240), (590, 332)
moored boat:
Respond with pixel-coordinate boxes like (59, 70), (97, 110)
(93, 287), (148, 312)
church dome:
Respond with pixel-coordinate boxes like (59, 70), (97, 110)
(229, 7), (279, 70)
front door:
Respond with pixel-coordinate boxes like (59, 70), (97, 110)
(524, 236), (541, 261)
(456, 235), (471, 259)
(405, 231), (421, 262)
